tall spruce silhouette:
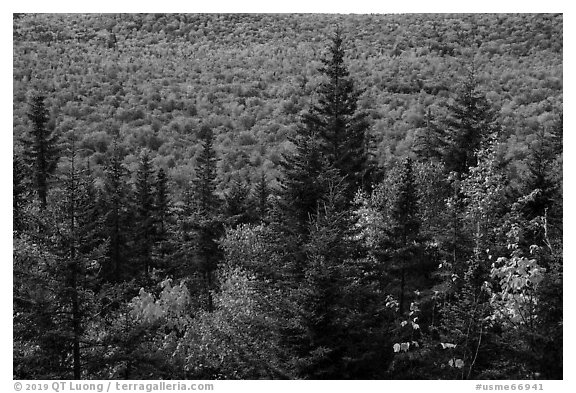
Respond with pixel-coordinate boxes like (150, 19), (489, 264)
(22, 93), (59, 208)
(280, 30), (371, 234)
(306, 29), (371, 194)
(191, 126), (223, 312)
(134, 149), (156, 278)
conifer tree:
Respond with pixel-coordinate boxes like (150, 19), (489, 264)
(59, 147), (106, 379)
(438, 173), (473, 281)
(224, 176), (251, 226)
(153, 167), (171, 263)
(442, 73), (499, 174)
(522, 125), (562, 222)
(22, 93), (59, 208)
(193, 126), (218, 216)
(134, 149), (156, 278)
(102, 142), (132, 282)
(154, 168), (169, 238)
(280, 129), (328, 235)
(170, 182), (196, 277)
(14, 235), (63, 378)
(387, 158), (431, 314)
(291, 172), (391, 378)
(276, 129), (331, 288)
(279, 30), (371, 238)
(20, 138), (108, 379)
(304, 30), (371, 194)
(413, 109), (444, 163)
(191, 126), (223, 312)
(291, 172), (350, 378)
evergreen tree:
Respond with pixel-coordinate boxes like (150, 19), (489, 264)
(390, 158), (420, 314)
(390, 158), (420, 245)
(190, 126), (223, 312)
(14, 139), (107, 379)
(280, 128), (328, 235)
(290, 173), (391, 378)
(387, 158), (433, 315)
(154, 168), (169, 240)
(522, 125), (561, 221)
(57, 147), (106, 379)
(291, 173), (350, 378)
(278, 30), (371, 240)
(277, 127), (331, 286)
(224, 176), (251, 227)
(413, 109), (444, 163)
(442, 72), (499, 174)
(534, 257), (562, 379)
(14, 231), (65, 378)
(153, 167), (171, 264)
(22, 93), (59, 208)
(304, 29), (371, 194)
(192, 126), (218, 216)
(102, 142), (132, 282)
(170, 182), (196, 277)
(438, 173), (473, 283)
(134, 149), (156, 278)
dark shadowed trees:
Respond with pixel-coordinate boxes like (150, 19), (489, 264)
(102, 142), (132, 282)
(134, 149), (156, 278)
(442, 73), (500, 174)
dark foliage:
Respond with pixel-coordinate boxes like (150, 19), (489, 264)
(21, 93), (59, 208)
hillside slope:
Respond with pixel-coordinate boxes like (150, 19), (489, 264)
(13, 13), (563, 195)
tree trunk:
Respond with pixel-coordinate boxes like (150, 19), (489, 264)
(399, 268), (405, 315)
(72, 283), (81, 379)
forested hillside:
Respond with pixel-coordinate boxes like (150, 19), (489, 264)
(13, 13), (562, 380)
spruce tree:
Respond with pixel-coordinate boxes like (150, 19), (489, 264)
(413, 109), (444, 163)
(304, 30), (371, 194)
(24, 138), (107, 379)
(522, 125), (561, 221)
(191, 126), (223, 312)
(224, 176), (251, 227)
(291, 172), (391, 378)
(279, 30), (371, 237)
(102, 142), (132, 282)
(22, 93), (59, 208)
(291, 172), (350, 378)
(387, 158), (431, 314)
(279, 129), (328, 235)
(277, 129), (331, 286)
(153, 167), (171, 263)
(134, 149), (156, 278)
(193, 126), (218, 216)
(442, 73), (499, 174)
(59, 150), (106, 379)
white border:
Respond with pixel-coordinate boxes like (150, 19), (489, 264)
(3, 2), (572, 389)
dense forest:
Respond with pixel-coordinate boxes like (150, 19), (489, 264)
(13, 13), (562, 380)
